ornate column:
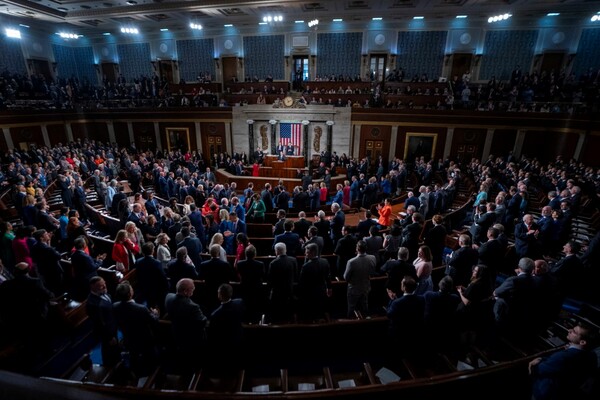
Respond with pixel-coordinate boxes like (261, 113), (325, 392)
(302, 120), (310, 168)
(326, 120), (334, 155)
(269, 119), (277, 155)
(246, 119), (255, 160)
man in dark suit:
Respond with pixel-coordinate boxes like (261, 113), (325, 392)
(110, 186), (127, 217)
(380, 247), (417, 295)
(35, 202), (59, 235)
(70, 236), (104, 301)
(293, 211), (312, 240)
(514, 214), (541, 259)
(298, 243), (332, 322)
(200, 244), (237, 313)
(261, 183), (274, 213)
(31, 229), (64, 296)
(86, 276), (120, 366)
(469, 202), (497, 246)
(292, 187), (309, 211)
(229, 211), (246, 236)
(477, 227), (504, 279)
(302, 226), (324, 256)
(177, 227), (203, 270)
(446, 234), (479, 288)
(550, 240), (584, 298)
(386, 276), (425, 358)
(334, 226), (358, 279)
(529, 322), (598, 400)
(188, 204), (206, 249)
(112, 281), (160, 375)
(272, 209), (287, 236)
(267, 243), (298, 323)
(356, 210), (378, 240)
(134, 242), (169, 310)
(301, 171), (313, 191)
(167, 247), (199, 292)
(165, 278), (208, 371)
(208, 283), (245, 371)
(273, 219), (301, 257)
(329, 203), (345, 245)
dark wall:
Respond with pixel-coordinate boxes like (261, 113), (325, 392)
(522, 130), (578, 163)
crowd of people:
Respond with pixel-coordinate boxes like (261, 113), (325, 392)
(0, 138), (599, 395)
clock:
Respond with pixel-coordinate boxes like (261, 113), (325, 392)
(283, 96), (294, 107)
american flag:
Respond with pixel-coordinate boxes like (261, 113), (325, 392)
(279, 122), (302, 153)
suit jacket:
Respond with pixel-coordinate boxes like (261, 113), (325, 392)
(303, 236), (324, 256)
(31, 241), (64, 296)
(164, 293), (208, 347)
(299, 257), (331, 299)
(273, 231), (301, 256)
(531, 347), (597, 400)
(330, 210), (345, 242)
(70, 249), (100, 301)
(113, 300), (158, 354)
(134, 256), (169, 308)
(86, 292), (117, 343)
(200, 258), (236, 292)
(273, 219), (286, 236)
(335, 234), (358, 275)
(447, 246), (479, 287)
(178, 236), (204, 268)
(470, 211), (496, 245)
(267, 255), (298, 300)
(166, 259), (199, 292)
(387, 294), (425, 341)
(344, 254), (375, 295)
(209, 299), (245, 348)
(477, 238), (504, 274)
(293, 218), (312, 240)
(514, 221), (541, 258)
(550, 254), (583, 296)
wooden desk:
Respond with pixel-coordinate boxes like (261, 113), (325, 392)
(264, 155), (305, 169)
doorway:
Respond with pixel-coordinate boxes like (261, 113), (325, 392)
(369, 54), (387, 82)
(28, 59), (52, 82)
(364, 140), (384, 165)
(293, 56), (309, 90)
(450, 53), (473, 82)
(158, 60), (175, 84)
(222, 57), (238, 85)
(539, 52), (565, 77)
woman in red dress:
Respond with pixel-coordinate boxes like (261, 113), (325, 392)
(252, 162), (260, 177)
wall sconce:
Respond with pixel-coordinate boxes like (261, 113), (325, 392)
(301, 120), (310, 125)
(214, 57), (220, 69)
(326, 120), (335, 126)
(269, 119), (277, 125)
(246, 119), (254, 125)
(474, 54), (482, 66)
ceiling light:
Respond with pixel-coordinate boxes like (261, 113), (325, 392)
(456, 15), (467, 19)
(592, 15), (600, 22)
(103, 32), (111, 36)
(160, 28), (169, 32)
(333, 18), (342, 22)
(224, 24), (233, 27)
(19, 24), (30, 28)
(372, 17), (382, 21)
(547, 13), (560, 17)
(189, 23), (202, 30)
(413, 16), (424, 20)
(5, 28), (21, 39)
(295, 20), (304, 24)
(258, 22), (267, 25)
(308, 19), (319, 28)
(120, 27), (139, 34)
(58, 32), (80, 39)
(488, 13), (512, 23)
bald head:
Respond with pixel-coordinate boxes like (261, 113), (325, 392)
(176, 278), (195, 297)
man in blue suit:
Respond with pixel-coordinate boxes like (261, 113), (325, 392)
(273, 220), (300, 256)
(134, 242), (169, 310)
(229, 212), (246, 236)
(188, 203), (206, 248)
(529, 322), (598, 400)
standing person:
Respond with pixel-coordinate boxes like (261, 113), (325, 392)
(267, 243), (298, 323)
(423, 214), (447, 266)
(112, 281), (160, 376)
(377, 198), (393, 228)
(235, 245), (265, 323)
(208, 283), (245, 372)
(86, 276), (120, 367)
(386, 276), (425, 359)
(344, 240), (376, 319)
(529, 322), (598, 400)
(164, 278), (208, 371)
(246, 193), (266, 223)
(134, 242), (169, 311)
(413, 245), (434, 295)
(298, 243), (332, 322)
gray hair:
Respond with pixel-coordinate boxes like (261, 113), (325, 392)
(274, 242), (287, 255)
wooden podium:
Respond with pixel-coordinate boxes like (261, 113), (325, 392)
(263, 155), (305, 169)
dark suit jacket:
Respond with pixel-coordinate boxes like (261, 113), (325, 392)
(334, 234), (358, 276)
(112, 300), (158, 353)
(209, 299), (245, 349)
(200, 258), (236, 293)
(293, 219), (312, 240)
(165, 293), (208, 348)
(550, 254), (584, 296)
(86, 292), (117, 343)
(31, 241), (64, 296)
(166, 259), (199, 292)
(330, 211), (345, 242)
(387, 294), (425, 342)
(273, 219), (286, 236)
(514, 221), (540, 258)
(273, 231), (301, 256)
(267, 255), (298, 300)
(447, 246), (479, 287)
(477, 238), (504, 275)
(70, 249), (100, 301)
(134, 256), (169, 308)
(178, 236), (204, 268)
(470, 211), (496, 245)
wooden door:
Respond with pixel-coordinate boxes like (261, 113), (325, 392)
(450, 53), (473, 81)
(206, 136), (224, 159)
(29, 59), (52, 82)
(539, 52), (565, 76)
(222, 57), (238, 85)
(370, 54), (387, 83)
(101, 63), (117, 83)
(364, 140), (384, 165)
(159, 60), (174, 83)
